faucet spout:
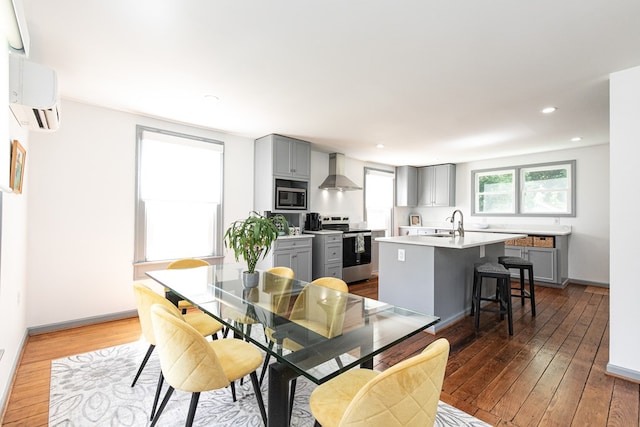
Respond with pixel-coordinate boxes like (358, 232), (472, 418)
(451, 209), (464, 237)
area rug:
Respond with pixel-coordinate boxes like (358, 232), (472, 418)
(49, 340), (492, 426)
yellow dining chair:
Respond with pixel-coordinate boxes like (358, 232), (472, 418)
(309, 338), (450, 427)
(259, 277), (349, 415)
(131, 283), (224, 420)
(149, 304), (267, 427)
(166, 258), (210, 313)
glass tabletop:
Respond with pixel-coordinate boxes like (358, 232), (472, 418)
(146, 264), (439, 384)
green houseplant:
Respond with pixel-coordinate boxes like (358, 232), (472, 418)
(224, 211), (289, 287)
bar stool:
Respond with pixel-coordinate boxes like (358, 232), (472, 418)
(498, 256), (536, 316)
(471, 262), (513, 335)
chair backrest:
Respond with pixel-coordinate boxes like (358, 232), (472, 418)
(132, 283), (184, 345)
(167, 258), (210, 269)
(339, 338), (450, 427)
(289, 277), (349, 338)
(150, 304), (229, 393)
(262, 267), (295, 315)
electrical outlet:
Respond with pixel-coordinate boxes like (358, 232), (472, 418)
(554, 218), (560, 224)
(398, 249), (405, 262)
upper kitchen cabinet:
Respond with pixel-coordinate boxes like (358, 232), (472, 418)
(266, 134), (311, 179)
(395, 166), (418, 207)
(255, 134), (311, 213)
(418, 164), (456, 207)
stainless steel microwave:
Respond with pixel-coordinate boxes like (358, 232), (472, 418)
(275, 186), (307, 210)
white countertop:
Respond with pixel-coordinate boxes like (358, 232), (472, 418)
(302, 230), (342, 235)
(399, 223), (572, 236)
(377, 231), (526, 249)
(277, 234), (314, 239)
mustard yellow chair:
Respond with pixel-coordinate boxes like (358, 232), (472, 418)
(221, 266), (295, 339)
(259, 277), (349, 414)
(166, 258), (210, 313)
(131, 283), (224, 419)
(309, 338), (450, 427)
(149, 304), (267, 427)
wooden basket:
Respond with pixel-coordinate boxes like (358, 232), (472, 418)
(533, 236), (555, 248)
(506, 236), (533, 247)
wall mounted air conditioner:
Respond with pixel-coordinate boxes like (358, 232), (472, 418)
(9, 55), (61, 131)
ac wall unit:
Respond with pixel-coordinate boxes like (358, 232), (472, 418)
(9, 55), (61, 131)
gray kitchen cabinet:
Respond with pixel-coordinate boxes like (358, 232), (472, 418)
(395, 166), (418, 207)
(271, 236), (313, 282)
(271, 134), (311, 179)
(504, 246), (558, 283)
(311, 232), (343, 280)
(417, 164), (456, 206)
(254, 134), (311, 213)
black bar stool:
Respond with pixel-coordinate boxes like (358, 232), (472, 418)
(471, 262), (513, 335)
(498, 256), (536, 316)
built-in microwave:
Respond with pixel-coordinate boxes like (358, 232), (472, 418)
(275, 186), (307, 210)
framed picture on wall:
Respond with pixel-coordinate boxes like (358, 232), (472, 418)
(410, 214), (421, 226)
(10, 140), (26, 194)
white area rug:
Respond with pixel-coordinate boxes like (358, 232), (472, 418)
(49, 340), (492, 426)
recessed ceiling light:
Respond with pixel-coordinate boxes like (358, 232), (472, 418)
(541, 106), (557, 114)
(376, 144), (385, 149)
(571, 136), (582, 142)
(204, 94), (220, 101)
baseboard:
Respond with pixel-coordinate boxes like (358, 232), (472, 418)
(568, 278), (610, 288)
(606, 363), (640, 384)
(0, 330), (29, 423)
(28, 310), (138, 335)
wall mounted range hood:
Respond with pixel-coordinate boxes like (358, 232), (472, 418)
(318, 153), (362, 191)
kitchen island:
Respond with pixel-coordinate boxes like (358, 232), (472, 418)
(377, 232), (525, 332)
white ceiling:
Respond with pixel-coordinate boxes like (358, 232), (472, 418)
(20, 0), (640, 166)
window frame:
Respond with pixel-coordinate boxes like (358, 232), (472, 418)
(363, 167), (395, 236)
(471, 160), (576, 217)
(133, 125), (225, 279)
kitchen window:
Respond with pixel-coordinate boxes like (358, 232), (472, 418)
(133, 126), (224, 278)
(364, 168), (394, 236)
(472, 160), (575, 217)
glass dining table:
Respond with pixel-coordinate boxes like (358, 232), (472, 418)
(146, 264), (439, 427)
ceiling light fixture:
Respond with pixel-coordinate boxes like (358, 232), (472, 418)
(571, 137), (582, 142)
(204, 94), (220, 101)
(541, 106), (557, 114)
(376, 144), (384, 149)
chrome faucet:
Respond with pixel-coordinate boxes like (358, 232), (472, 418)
(450, 209), (464, 237)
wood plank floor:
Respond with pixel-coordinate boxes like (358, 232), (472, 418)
(3, 278), (638, 426)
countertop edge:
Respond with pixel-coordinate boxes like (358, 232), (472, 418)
(377, 232), (527, 249)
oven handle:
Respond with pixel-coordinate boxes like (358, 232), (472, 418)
(343, 232), (372, 238)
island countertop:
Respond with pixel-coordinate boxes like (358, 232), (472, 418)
(376, 231), (526, 249)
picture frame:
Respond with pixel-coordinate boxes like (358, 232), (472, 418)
(10, 140), (26, 194)
(409, 214), (421, 227)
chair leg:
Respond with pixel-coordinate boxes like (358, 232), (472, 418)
(259, 342), (274, 386)
(250, 371), (268, 426)
(131, 344), (155, 387)
(289, 378), (297, 419)
(518, 268), (526, 306)
(230, 380), (237, 401)
(150, 386), (175, 427)
(528, 266), (536, 316)
(502, 277), (513, 335)
(473, 274), (482, 331)
(185, 392), (201, 427)
(470, 269), (478, 316)
(150, 372), (164, 421)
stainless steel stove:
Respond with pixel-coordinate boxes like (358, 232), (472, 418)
(321, 216), (372, 283)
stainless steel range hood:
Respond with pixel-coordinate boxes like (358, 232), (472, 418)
(318, 153), (362, 191)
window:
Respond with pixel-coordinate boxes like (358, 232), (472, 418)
(472, 161), (575, 216)
(134, 126), (224, 276)
(364, 168), (394, 236)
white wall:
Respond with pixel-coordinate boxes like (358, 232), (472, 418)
(396, 144), (610, 285)
(25, 100), (254, 329)
(608, 65), (640, 380)
(0, 50), (31, 412)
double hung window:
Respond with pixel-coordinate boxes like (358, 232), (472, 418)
(134, 126), (224, 276)
(364, 168), (394, 235)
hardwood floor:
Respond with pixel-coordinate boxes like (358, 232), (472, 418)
(3, 278), (638, 426)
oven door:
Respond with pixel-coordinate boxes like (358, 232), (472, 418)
(342, 232), (372, 267)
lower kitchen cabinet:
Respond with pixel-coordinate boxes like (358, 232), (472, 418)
(311, 232), (343, 280)
(504, 235), (568, 286)
(258, 236), (313, 282)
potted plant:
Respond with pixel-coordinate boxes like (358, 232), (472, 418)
(224, 211), (289, 287)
